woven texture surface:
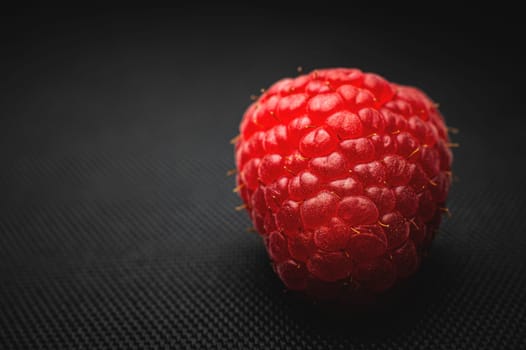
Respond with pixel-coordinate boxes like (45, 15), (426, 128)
(1, 11), (525, 349)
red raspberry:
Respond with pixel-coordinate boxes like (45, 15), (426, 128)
(234, 68), (453, 300)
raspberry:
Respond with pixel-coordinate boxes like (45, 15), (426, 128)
(234, 68), (453, 300)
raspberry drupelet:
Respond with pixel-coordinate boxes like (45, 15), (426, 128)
(234, 68), (453, 300)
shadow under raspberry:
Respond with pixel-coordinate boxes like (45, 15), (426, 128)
(261, 240), (462, 342)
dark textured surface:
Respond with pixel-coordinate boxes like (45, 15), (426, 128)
(1, 10), (525, 349)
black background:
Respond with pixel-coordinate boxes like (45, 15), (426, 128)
(1, 9), (525, 349)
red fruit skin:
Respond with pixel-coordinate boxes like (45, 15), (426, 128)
(234, 68), (453, 300)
